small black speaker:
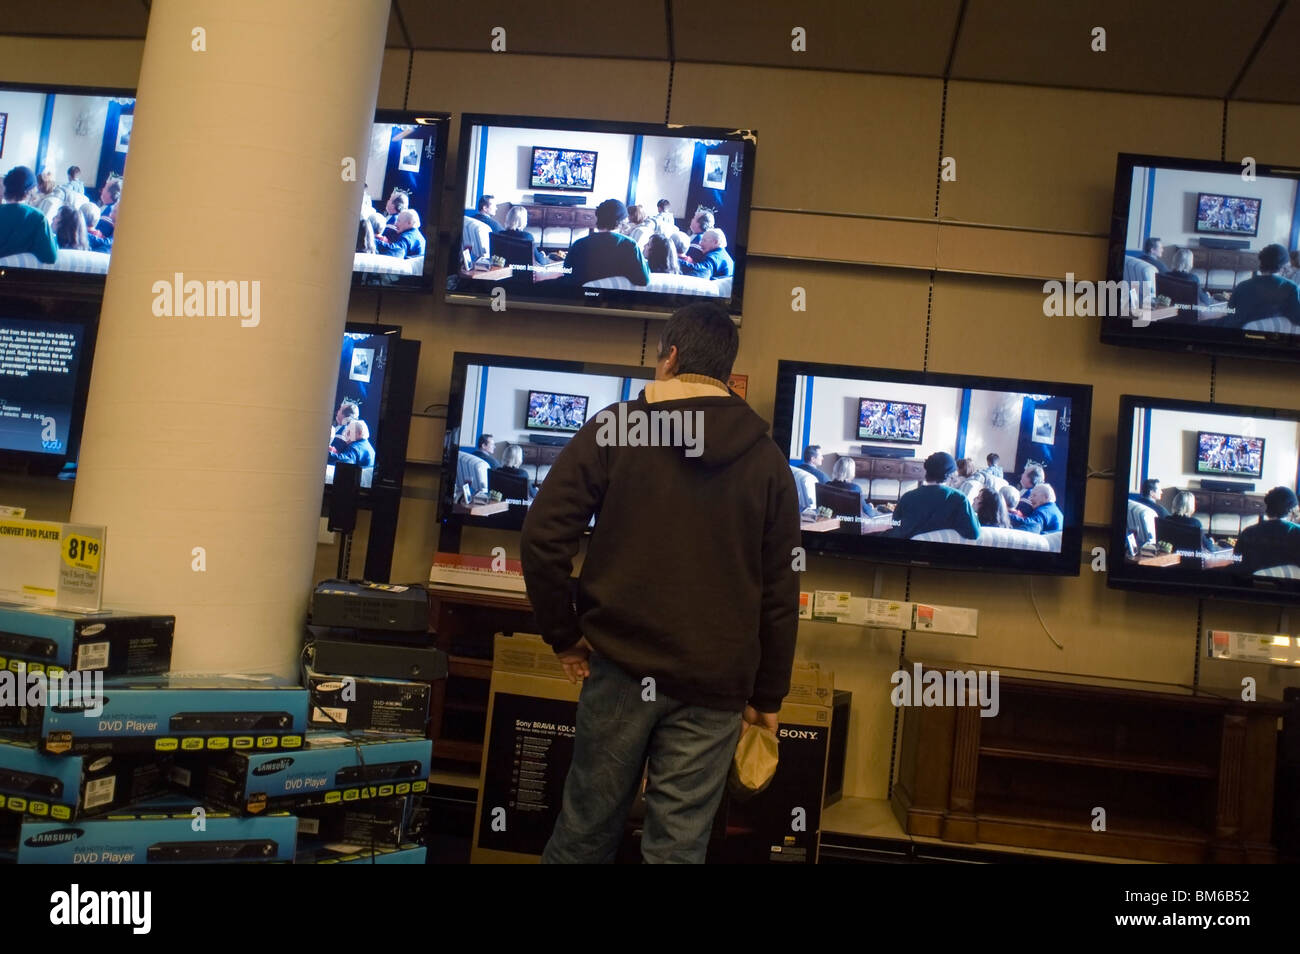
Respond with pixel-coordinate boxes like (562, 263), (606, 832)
(533, 194), (586, 207)
(1199, 237), (1251, 250)
(1200, 478), (1255, 493)
(329, 463), (362, 533)
(860, 446), (916, 458)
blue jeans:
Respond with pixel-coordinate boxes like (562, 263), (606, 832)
(542, 653), (741, 864)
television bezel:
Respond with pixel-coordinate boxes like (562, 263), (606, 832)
(0, 295), (99, 477)
(446, 112), (756, 322)
(352, 110), (450, 294)
(1109, 394), (1300, 605)
(526, 389), (589, 432)
(0, 81), (137, 302)
(773, 359), (1093, 576)
(1195, 429), (1266, 480)
(528, 145), (598, 193)
(857, 396), (926, 444)
(438, 351), (655, 540)
(1100, 152), (1300, 362)
(1193, 191), (1262, 238)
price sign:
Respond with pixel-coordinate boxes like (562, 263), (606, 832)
(63, 533), (102, 573)
(57, 525), (105, 611)
(0, 519), (105, 612)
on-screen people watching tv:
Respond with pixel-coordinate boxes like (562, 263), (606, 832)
(644, 233), (681, 275)
(563, 198), (650, 287)
(466, 194), (502, 232)
(688, 209), (714, 247)
(97, 179), (122, 237)
(1129, 477), (1170, 518)
(829, 455), (879, 517)
(680, 228), (734, 280)
(1168, 248), (1215, 306)
(502, 205), (553, 266)
(1017, 462), (1045, 509)
(886, 451), (980, 540)
(1010, 482), (1063, 534)
(1222, 243), (1300, 329)
(1165, 491), (1216, 553)
(983, 453), (1004, 480)
(79, 202), (112, 252)
(520, 301), (800, 863)
(1233, 486), (1300, 574)
(329, 419), (375, 467)
(1279, 250), (1300, 284)
(499, 443), (538, 499)
(974, 487), (1011, 528)
(384, 190), (408, 226)
(51, 204), (89, 250)
(376, 209), (425, 259)
(1137, 236), (1168, 273)
(35, 171), (62, 221)
(472, 434), (498, 469)
(998, 483), (1021, 515)
(356, 217), (377, 254)
(652, 198), (676, 235)
(797, 445), (828, 483)
(622, 204), (654, 248)
(0, 166), (57, 264)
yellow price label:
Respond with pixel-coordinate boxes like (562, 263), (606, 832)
(62, 532), (102, 574)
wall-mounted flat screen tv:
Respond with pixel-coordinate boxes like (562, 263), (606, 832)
(1195, 192), (1261, 237)
(858, 398), (924, 443)
(530, 146), (596, 192)
(526, 390), (588, 432)
(1196, 431), (1265, 480)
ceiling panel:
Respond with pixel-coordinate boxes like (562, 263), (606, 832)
(386, 5), (406, 48)
(395, 0), (668, 59)
(0, 0), (149, 37)
(671, 0), (961, 76)
(1234, 0), (1300, 103)
(951, 0), (1277, 99)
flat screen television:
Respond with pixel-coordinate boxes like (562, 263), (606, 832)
(352, 110), (448, 292)
(1109, 395), (1300, 605)
(773, 360), (1092, 575)
(530, 146), (597, 192)
(1101, 153), (1300, 361)
(439, 352), (654, 541)
(526, 390), (588, 432)
(0, 298), (97, 476)
(1195, 193), (1261, 237)
(1196, 431), (1265, 479)
(324, 323), (417, 498)
(0, 82), (136, 299)
(858, 398), (924, 443)
(447, 113), (756, 321)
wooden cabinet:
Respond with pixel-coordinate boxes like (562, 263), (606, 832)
(892, 658), (1288, 862)
(844, 454), (925, 481)
(502, 202), (598, 232)
(519, 443), (565, 467)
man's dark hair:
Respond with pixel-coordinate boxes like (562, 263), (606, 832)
(657, 199), (671, 212)
(1142, 478), (1161, 498)
(987, 453), (1000, 466)
(924, 452), (957, 483)
(658, 302), (738, 383)
(67, 165), (80, 178)
(390, 191), (409, 211)
(1024, 463), (1044, 485)
(2, 165), (36, 201)
(103, 179), (122, 202)
(477, 194), (494, 212)
(595, 198), (628, 230)
(803, 445), (821, 463)
(694, 209), (715, 230)
(1258, 243), (1289, 274)
(1144, 237), (1163, 254)
(1264, 486), (1299, 519)
(477, 433), (494, 449)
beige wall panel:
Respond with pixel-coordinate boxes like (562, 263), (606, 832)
(937, 224), (1108, 281)
(1212, 356), (1300, 414)
(749, 211), (938, 271)
(1195, 598), (1300, 700)
(940, 82), (1222, 234)
(905, 534), (1199, 686)
(928, 273), (1213, 477)
(670, 64), (942, 219)
(377, 46), (412, 108)
(1233, 2), (1300, 105)
(1225, 101), (1300, 164)
(0, 37), (142, 87)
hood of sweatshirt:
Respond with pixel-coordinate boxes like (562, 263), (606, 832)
(623, 384), (774, 470)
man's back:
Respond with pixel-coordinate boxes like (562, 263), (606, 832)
(566, 231), (650, 286)
(889, 483), (980, 540)
(1234, 518), (1300, 573)
(0, 204), (58, 263)
(1228, 275), (1300, 327)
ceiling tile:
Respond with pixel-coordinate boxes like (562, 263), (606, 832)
(1233, 0), (1300, 103)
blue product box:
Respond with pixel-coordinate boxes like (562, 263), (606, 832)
(0, 735), (169, 820)
(0, 604), (174, 677)
(296, 839), (426, 864)
(17, 805), (297, 863)
(176, 731), (430, 815)
(40, 674), (308, 755)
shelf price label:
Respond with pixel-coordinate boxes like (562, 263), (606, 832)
(56, 524), (106, 611)
(63, 533), (102, 574)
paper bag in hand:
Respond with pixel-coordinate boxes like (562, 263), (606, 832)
(729, 724), (778, 799)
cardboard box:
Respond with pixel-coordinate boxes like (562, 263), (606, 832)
(471, 633), (580, 864)
(0, 604), (173, 677)
(176, 731), (430, 815)
(304, 664), (431, 734)
(311, 580), (429, 633)
(16, 807), (297, 864)
(710, 664), (834, 864)
(39, 674), (308, 755)
(0, 518), (105, 611)
(0, 735), (169, 821)
(297, 794), (424, 847)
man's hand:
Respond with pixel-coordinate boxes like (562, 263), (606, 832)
(741, 704), (779, 736)
(557, 636), (593, 684)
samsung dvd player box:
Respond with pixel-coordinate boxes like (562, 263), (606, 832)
(472, 633), (580, 864)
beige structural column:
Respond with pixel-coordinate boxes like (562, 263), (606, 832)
(71, 0), (391, 674)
